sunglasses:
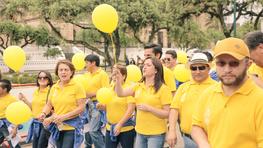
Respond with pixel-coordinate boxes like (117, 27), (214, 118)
(190, 65), (207, 71)
(38, 76), (48, 80)
(215, 61), (240, 67)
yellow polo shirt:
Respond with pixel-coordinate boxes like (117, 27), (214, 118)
(83, 68), (110, 101)
(0, 94), (17, 119)
(248, 63), (263, 80)
(106, 83), (135, 132)
(133, 83), (172, 135)
(49, 80), (86, 130)
(32, 87), (50, 118)
(193, 78), (263, 148)
(163, 66), (176, 92)
(170, 77), (216, 134)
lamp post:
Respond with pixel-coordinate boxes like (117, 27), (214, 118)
(233, 0), (237, 37)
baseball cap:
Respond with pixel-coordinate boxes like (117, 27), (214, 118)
(214, 37), (250, 60)
(189, 53), (208, 65)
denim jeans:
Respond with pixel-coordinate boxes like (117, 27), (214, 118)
(32, 124), (50, 148)
(105, 129), (136, 148)
(55, 130), (74, 148)
(135, 133), (165, 148)
(84, 101), (105, 148)
(183, 135), (197, 148)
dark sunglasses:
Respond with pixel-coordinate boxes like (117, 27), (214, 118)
(215, 60), (240, 67)
(164, 58), (171, 62)
(190, 65), (207, 71)
(38, 76), (48, 80)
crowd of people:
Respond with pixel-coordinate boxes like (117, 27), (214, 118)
(0, 31), (263, 148)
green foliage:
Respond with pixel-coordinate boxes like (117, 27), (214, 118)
(2, 72), (58, 84)
(236, 22), (257, 38)
(170, 20), (210, 50)
(43, 47), (62, 59)
(0, 20), (60, 54)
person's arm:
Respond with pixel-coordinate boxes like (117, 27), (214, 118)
(191, 125), (211, 148)
(114, 103), (135, 136)
(18, 92), (32, 109)
(166, 109), (179, 148)
(113, 68), (134, 97)
(52, 98), (86, 124)
(137, 104), (170, 119)
(39, 100), (53, 121)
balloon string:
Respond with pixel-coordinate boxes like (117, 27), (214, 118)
(109, 33), (117, 64)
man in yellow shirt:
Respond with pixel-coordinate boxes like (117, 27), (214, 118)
(144, 44), (177, 94)
(167, 52), (216, 148)
(244, 31), (263, 88)
(83, 54), (110, 148)
(191, 37), (263, 148)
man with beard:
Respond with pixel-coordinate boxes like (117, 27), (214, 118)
(191, 38), (263, 148)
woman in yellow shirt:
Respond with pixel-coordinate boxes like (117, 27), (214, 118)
(97, 64), (136, 148)
(19, 71), (53, 148)
(0, 79), (20, 148)
(114, 57), (172, 148)
(40, 60), (86, 148)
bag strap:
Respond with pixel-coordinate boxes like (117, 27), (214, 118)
(46, 87), (51, 103)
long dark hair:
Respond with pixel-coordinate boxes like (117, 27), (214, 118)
(36, 70), (53, 87)
(142, 57), (164, 93)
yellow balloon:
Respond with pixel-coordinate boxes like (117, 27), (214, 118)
(126, 65), (142, 83)
(96, 87), (114, 104)
(177, 50), (188, 64)
(3, 46), (26, 72)
(173, 64), (191, 82)
(92, 4), (119, 33)
(73, 74), (89, 90)
(72, 53), (86, 71)
(5, 101), (32, 125)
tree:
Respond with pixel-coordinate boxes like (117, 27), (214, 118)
(169, 19), (210, 50)
(43, 47), (62, 59)
(176, 0), (263, 37)
(0, 20), (59, 55)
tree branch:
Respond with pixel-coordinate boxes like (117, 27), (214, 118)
(69, 21), (94, 30)
(44, 17), (105, 56)
(21, 37), (35, 48)
(5, 34), (9, 48)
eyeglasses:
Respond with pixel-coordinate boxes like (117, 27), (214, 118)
(164, 58), (171, 62)
(215, 60), (240, 67)
(38, 76), (48, 80)
(190, 65), (207, 71)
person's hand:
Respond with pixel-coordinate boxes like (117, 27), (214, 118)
(52, 114), (66, 124)
(96, 103), (106, 110)
(166, 130), (177, 148)
(37, 112), (46, 122)
(18, 92), (27, 102)
(112, 68), (122, 82)
(114, 123), (122, 136)
(136, 104), (151, 112)
(43, 117), (53, 127)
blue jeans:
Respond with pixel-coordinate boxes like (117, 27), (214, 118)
(32, 124), (50, 148)
(84, 101), (105, 148)
(135, 133), (165, 148)
(55, 130), (75, 148)
(183, 136), (197, 148)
